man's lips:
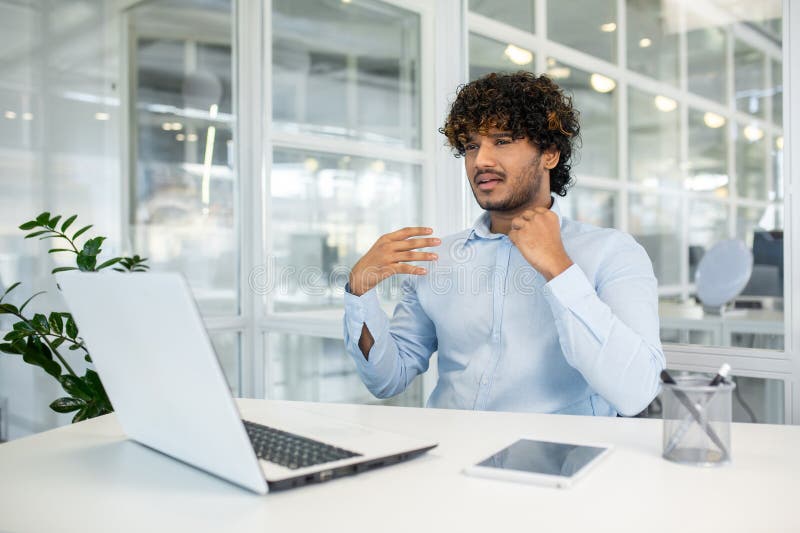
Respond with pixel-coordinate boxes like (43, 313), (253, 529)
(475, 173), (503, 191)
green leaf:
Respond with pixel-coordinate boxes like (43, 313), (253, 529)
(76, 253), (97, 271)
(24, 230), (50, 239)
(50, 397), (85, 413)
(21, 338), (61, 378)
(0, 342), (22, 355)
(96, 257), (122, 270)
(9, 339), (26, 354)
(0, 303), (20, 314)
(1, 281), (21, 297)
(51, 266), (78, 274)
(38, 235), (63, 241)
(72, 224), (93, 240)
(82, 236), (105, 257)
(35, 212), (51, 225)
(84, 354), (92, 363)
(84, 369), (111, 407)
(12, 321), (34, 332)
(47, 215), (62, 229)
(4, 330), (30, 341)
(61, 214), (78, 232)
(58, 374), (93, 401)
(50, 337), (65, 350)
(0, 281), (22, 304)
(48, 248), (74, 254)
(72, 406), (89, 423)
(65, 316), (78, 339)
(68, 344), (81, 351)
(19, 291), (46, 312)
(48, 312), (63, 333)
(18, 220), (39, 230)
(32, 313), (50, 334)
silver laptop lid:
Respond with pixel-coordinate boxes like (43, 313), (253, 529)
(57, 271), (268, 494)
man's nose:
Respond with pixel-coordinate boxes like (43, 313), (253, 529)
(474, 144), (497, 169)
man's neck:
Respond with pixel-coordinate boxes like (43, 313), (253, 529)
(489, 196), (554, 235)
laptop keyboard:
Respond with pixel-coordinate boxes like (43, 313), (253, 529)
(243, 420), (361, 470)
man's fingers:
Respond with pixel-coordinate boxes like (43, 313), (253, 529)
(394, 263), (427, 275)
(393, 251), (438, 262)
(393, 237), (441, 251)
(386, 226), (433, 240)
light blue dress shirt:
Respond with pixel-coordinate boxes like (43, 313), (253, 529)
(343, 198), (665, 416)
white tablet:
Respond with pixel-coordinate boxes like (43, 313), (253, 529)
(463, 438), (612, 488)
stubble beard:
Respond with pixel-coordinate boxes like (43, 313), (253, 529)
(473, 154), (543, 212)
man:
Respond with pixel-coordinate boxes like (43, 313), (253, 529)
(343, 72), (664, 416)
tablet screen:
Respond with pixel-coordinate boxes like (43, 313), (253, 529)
(476, 439), (607, 478)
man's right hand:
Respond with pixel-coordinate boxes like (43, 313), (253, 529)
(348, 227), (440, 296)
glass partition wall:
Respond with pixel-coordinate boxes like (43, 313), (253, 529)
(125, 0), (428, 406)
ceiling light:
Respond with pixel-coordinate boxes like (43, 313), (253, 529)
(22, 112), (33, 120)
(600, 22), (617, 32)
(504, 44), (533, 66)
(4, 110), (17, 119)
(639, 38), (652, 48)
(547, 58), (556, 67)
(369, 160), (386, 173)
(171, 122), (183, 130)
(775, 136), (783, 150)
(187, 133), (199, 142)
(94, 112), (110, 121)
(654, 95), (677, 112)
(175, 133), (186, 141)
(743, 124), (764, 142)
(590, 73), (616, 93)
(547, 67), (571, 79)
(683, 173), (729, 192)
(162, 122), (172, 130)
(304, 157), (320, 173)
(703, 112), (725, 128)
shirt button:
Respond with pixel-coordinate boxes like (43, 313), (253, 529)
(481, 379), (489, 386)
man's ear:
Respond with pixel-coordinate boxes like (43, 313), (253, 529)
(542, 146), (560, 170)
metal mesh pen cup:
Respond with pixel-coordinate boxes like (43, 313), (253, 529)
(661, 375), (735, 466)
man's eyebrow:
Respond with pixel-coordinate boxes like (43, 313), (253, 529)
(466, 131), (514, 142)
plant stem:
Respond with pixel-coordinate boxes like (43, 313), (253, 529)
(47, 332), (89, 355)
(45, 227), (79, 253)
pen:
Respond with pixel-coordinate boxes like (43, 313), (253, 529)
(660, 369), (730, 460)
(708, 363), (731, 386)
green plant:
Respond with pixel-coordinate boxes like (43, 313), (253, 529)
(0, 212), (148, 422)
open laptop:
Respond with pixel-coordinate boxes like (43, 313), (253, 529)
(57, 272), (437, 494)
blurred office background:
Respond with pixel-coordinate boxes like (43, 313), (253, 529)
(0, 0), (793, 440)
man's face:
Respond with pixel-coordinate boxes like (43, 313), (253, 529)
(463, 128), (550, 213)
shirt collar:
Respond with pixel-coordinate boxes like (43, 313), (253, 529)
(467, 196), (565, 241)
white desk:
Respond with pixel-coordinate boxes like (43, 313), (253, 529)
(1, 399), (798, 532)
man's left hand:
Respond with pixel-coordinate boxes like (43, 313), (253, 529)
(508, 207), (573, 281)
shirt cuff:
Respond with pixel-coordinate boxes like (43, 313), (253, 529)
(343, 283), (389, 359)
(542, 263), (595, 312)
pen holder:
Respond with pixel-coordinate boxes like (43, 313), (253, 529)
(661, 375), (735, 467)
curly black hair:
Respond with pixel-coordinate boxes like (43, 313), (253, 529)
(440, 71), (580, 197)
